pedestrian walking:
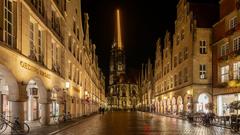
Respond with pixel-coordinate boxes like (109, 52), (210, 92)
(99, 107), (102, 114)
(102, 107), (105, 115)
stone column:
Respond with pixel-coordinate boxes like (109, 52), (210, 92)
(40, 103), (50, 125)
(11, 101), (24, 128)
(0, 92), (3, 114)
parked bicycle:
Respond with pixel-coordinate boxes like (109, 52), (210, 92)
(0, 114), (30, 134)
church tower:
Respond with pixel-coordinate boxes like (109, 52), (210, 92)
(109, 9), (126, 85)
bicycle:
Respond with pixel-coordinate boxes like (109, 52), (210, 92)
(0, 118), (7, 134)
(0, 114), (30, 134)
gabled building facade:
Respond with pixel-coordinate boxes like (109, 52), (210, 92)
(0, 0), (105, 127)
(212, 0), (240, 116)
(153, 0), (218, 114)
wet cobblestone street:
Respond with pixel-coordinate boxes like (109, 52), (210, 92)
(54, 112), (237, 135)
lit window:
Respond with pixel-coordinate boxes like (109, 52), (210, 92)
(220, 43), (229, 57)
(4, 0), (14, 47)
(229, 16), (238, 30)
(29, 22), (35, 57)
(38, 30), (44, 63)
(233, 62), (240, 80)
(200, 64), (207, 79)
(221, 65), (229, 82)
(233, 37), (240, 51)
(200, 40), (207, 54)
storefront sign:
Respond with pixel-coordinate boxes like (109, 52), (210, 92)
(20, 61), (50, 79)
(214, 88), (240, 95)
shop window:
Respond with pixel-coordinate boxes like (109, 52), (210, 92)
(221, 65), (229, 82)
(200, 64), (207, 79)
(233, 62), (240, 80)
(200, 40), (207, 54)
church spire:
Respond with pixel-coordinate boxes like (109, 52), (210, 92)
(116, 9), (123, 50)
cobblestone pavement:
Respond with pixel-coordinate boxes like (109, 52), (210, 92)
(54, 111), (238, 135)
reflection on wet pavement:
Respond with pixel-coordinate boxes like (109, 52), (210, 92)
(55, 111), (236, 135)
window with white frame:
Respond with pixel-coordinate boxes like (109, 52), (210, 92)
(221, 43), (229, 57)
(229, 16), (238, 30)
(29, 22), (35, 57)
(4, 0), (14, 47)
(233, 37), (240, 51)
(233, 62), (240, 80)
(200, 40), (207, 54)
(200, 64), (207, 79)
(221, 65), (229, 82)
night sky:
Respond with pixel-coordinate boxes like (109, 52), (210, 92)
(81, 0), (219, 80)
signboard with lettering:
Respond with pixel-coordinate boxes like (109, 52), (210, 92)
(20, 61), (50, 79)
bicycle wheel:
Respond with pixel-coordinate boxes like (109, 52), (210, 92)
(0, 122), (7, 134)
(11, 122), (30, 134)
(23, 123), (30, 133)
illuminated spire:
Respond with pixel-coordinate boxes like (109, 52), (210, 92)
(116, 9), (123, 50)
